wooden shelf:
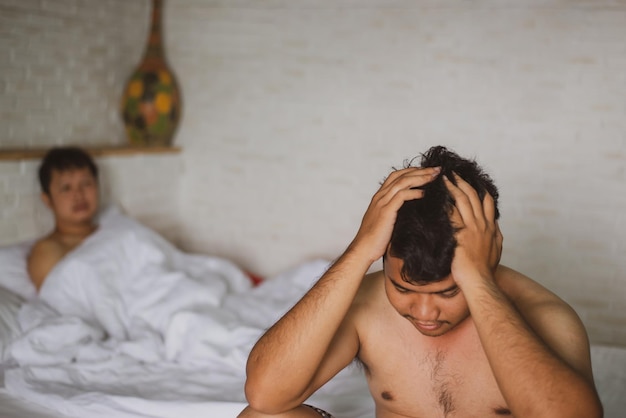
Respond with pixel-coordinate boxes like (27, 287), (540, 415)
(0, 145), (181, 161)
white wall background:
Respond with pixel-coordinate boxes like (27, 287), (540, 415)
(1, 0), (625, 345)
(0, 154), (182, 248)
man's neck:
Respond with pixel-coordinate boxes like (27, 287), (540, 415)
(52, 221), (97, 244)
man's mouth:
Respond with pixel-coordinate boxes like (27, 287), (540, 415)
(414, 321), (442, 331)
(73, 202), (89, 212)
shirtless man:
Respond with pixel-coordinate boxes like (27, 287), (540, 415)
(240, 146), (603, 418)
(27, 146), (100, 291)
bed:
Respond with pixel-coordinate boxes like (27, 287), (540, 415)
(0, 207), (374, 418)
(0, 207), (624, 418)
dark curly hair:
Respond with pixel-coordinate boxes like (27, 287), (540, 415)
(386, 145), (499, 284)
(38, 146), (98, 195)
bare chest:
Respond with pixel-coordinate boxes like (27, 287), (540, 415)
(358, 318), (511, 418)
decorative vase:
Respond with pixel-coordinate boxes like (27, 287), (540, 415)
(121, 0), (182, 147)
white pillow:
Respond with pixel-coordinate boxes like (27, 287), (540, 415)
(0, 240), (37, 300)
(0, 285), (24, 362)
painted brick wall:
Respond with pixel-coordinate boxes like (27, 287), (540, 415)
(0, 154), (183, 246)
(169, 0), (626, 345)
(0, 0), (624, 346)
(0, 0), (148, 148)
(0, 0), (181, 242)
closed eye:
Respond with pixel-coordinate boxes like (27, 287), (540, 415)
(438, 288), (460, 298)
(393, 283), (410, 293)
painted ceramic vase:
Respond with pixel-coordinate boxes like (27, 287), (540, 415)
(121, 0), (182, 146)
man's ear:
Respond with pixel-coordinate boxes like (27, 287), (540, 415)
(41, 192), (52, 209)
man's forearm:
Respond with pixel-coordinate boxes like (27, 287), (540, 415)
(244, 247), (369, 412)
(462, 277), (602, 418)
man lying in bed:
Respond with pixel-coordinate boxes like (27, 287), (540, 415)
(27, 146), (99, 291)
(241, 146), (603, 418)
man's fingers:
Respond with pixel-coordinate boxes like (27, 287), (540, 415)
(381, 166), (433, 188)
(483, 192), (497, 225)
(494, 221), (504, 266)
(443, 174), (473, 224)
(444, 173), (498, 227)
(377, 167), (440, 205)
(448, 203), (464, 229)
(384, 188), (426, 212)
(380, 166), (418, 185)
(451, 173), (486, 221)
(495, 221), (503, 247)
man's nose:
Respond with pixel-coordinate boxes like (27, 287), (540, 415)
(410, 295), (439, 321)
(73, 185), (86, 198)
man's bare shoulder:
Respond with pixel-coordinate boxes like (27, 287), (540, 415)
(495, 265), (566, 307)
(354, 270), (385, 303)
(29, 235), (67, 256)
(495, 264), (584, 327)
(29, 236), (63, 257)
(496, 265), (595, 381)
(27, 236), (67, 290)
(350, 270), (392, 328)
(496, 264), (589, 325)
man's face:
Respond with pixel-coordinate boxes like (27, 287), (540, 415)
(43, 167), (99, 226)
(384, 254), (470, 337)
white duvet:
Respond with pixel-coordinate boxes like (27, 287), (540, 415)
(3, 208), (374, 418)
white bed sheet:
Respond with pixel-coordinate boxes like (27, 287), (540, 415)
(1, 208), (623, 418)
(0, 208), (375, 418)
(3, 343), (625, 418)
(0, 389), (70, 418)
(0, 388), (247, 418)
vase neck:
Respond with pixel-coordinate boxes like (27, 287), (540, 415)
(144, 0), (165, 59)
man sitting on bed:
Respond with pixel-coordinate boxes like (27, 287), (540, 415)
(27, 146), (100, 291)
(241, 146), (602, 418)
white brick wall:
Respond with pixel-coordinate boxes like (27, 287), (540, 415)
(97, 154), (183, 244)
(0, 0), (181, 242)
(170, 0), (626, 345)
(0, 0), (149, 147)
(0, 0), (625, 345)
(0, 155), (183, 246)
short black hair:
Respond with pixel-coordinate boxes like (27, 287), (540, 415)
(38, 146), (98, 195)
(387, 145), (499, 284)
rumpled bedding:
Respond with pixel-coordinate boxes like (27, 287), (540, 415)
(3, 208), (374, 418)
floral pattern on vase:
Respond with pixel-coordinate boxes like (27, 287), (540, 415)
(121, 0), (181, 147)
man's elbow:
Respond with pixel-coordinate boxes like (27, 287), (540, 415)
(244, 370), (314, 416)
(244, 377), (271, 413)
(576, 394), (603, 418)
(567, 382), (604, 418)
(244, 376), (294, 415)
(537, 390), (603, 418)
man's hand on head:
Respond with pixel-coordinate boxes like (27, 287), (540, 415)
(349, 166), (441, 264)
(443, 172), (503, 288)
